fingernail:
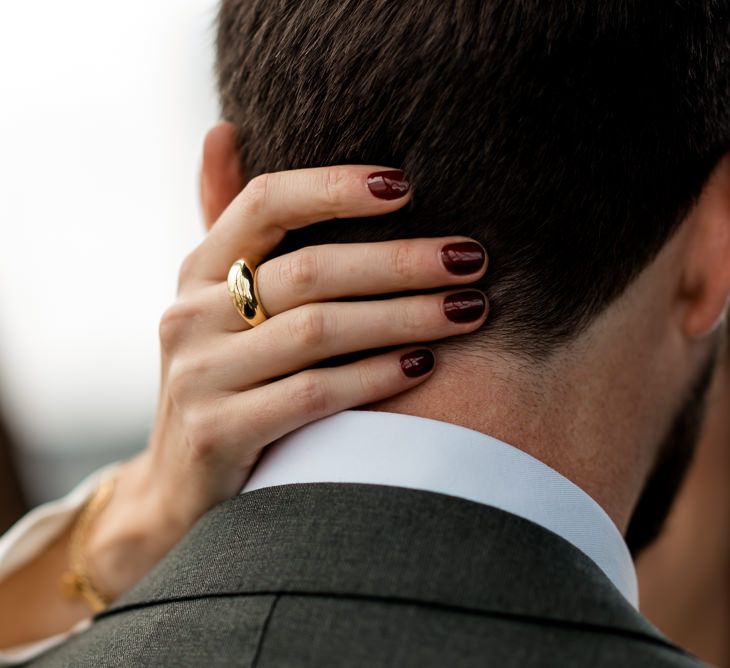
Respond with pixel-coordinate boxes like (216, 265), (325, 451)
(400, 349), (435, 378)
(441, 242), (486, 275)
(443, 291), (487, 323)
(367, 170), (410, 200)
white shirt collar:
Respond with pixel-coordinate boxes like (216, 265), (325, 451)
(243, 410), (638, 607)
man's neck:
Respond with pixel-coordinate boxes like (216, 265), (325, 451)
(373, 229), (712, 534)
(372, 340), (674, 533)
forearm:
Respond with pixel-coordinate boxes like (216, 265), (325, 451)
(0, 454), (186, 653)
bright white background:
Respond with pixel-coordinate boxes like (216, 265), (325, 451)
(0, 1), (220, 502)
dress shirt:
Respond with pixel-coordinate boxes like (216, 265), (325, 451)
(244, 410), (638, 607)
(0, 410), (638, 664)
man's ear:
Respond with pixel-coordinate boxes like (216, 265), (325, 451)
(681, 152), (730, 338)
(200, 121), (245, 231)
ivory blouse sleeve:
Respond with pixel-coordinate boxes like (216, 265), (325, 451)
(0, 464), (118, 666)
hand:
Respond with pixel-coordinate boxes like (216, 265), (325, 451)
(86, 165), (489, 600)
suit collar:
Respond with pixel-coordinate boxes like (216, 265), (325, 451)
(243, 410), (637, 606)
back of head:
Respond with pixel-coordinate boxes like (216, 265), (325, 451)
(216, 0), (730, 358)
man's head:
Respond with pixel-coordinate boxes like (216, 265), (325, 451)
(214, 0), (730, 357)
(206, 0), (730, 546)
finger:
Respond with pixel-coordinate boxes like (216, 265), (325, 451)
(195, 290), (487, 389)
(255, 237), (488, 316)
(168, 237), (487, 339)
(181, 165), (412, 288)
(194, 348), (436, 461)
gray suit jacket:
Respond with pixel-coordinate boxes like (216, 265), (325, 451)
(29, 483), (704, 667)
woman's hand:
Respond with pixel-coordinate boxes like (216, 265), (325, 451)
(0, 166), (488, 649)
(93, 166), (489, 596)
(92, 166), (488, 598)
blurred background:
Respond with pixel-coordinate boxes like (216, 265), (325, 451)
(0, 0), (219, 512)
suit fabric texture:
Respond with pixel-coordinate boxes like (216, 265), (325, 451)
(28, 483), (705, 667)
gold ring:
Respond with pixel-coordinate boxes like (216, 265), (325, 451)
(227, 257), (269, 326)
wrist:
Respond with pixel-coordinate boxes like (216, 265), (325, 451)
(82, 453), (187, 601)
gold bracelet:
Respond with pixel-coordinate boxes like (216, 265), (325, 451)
(60, 476), (116, 612)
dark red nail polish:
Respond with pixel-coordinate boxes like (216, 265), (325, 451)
(443, 291), (487, 323)
(441, 242), (486, 275)
(400, 349), (435, 378)
(367, 170), (410, 200)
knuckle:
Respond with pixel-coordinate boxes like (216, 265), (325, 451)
(290, 372), (330, 416)
(242, 173), (271, 216)
(159, 300), (197, 349)
(398, 301), (429, 332)
(280, 248), (318, 295)
(290, 304), (327, 347)
(391, 242), (421, 284)
(166, 360), (192, 404)
(322, 166), (348, 209)
(356, 362), (385, 401)
(183, 405), (218, 461)
(167, 356), (209, 405)
(177, 250), (199, 286)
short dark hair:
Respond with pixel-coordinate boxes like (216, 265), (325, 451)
(216, 1), (730, 358)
